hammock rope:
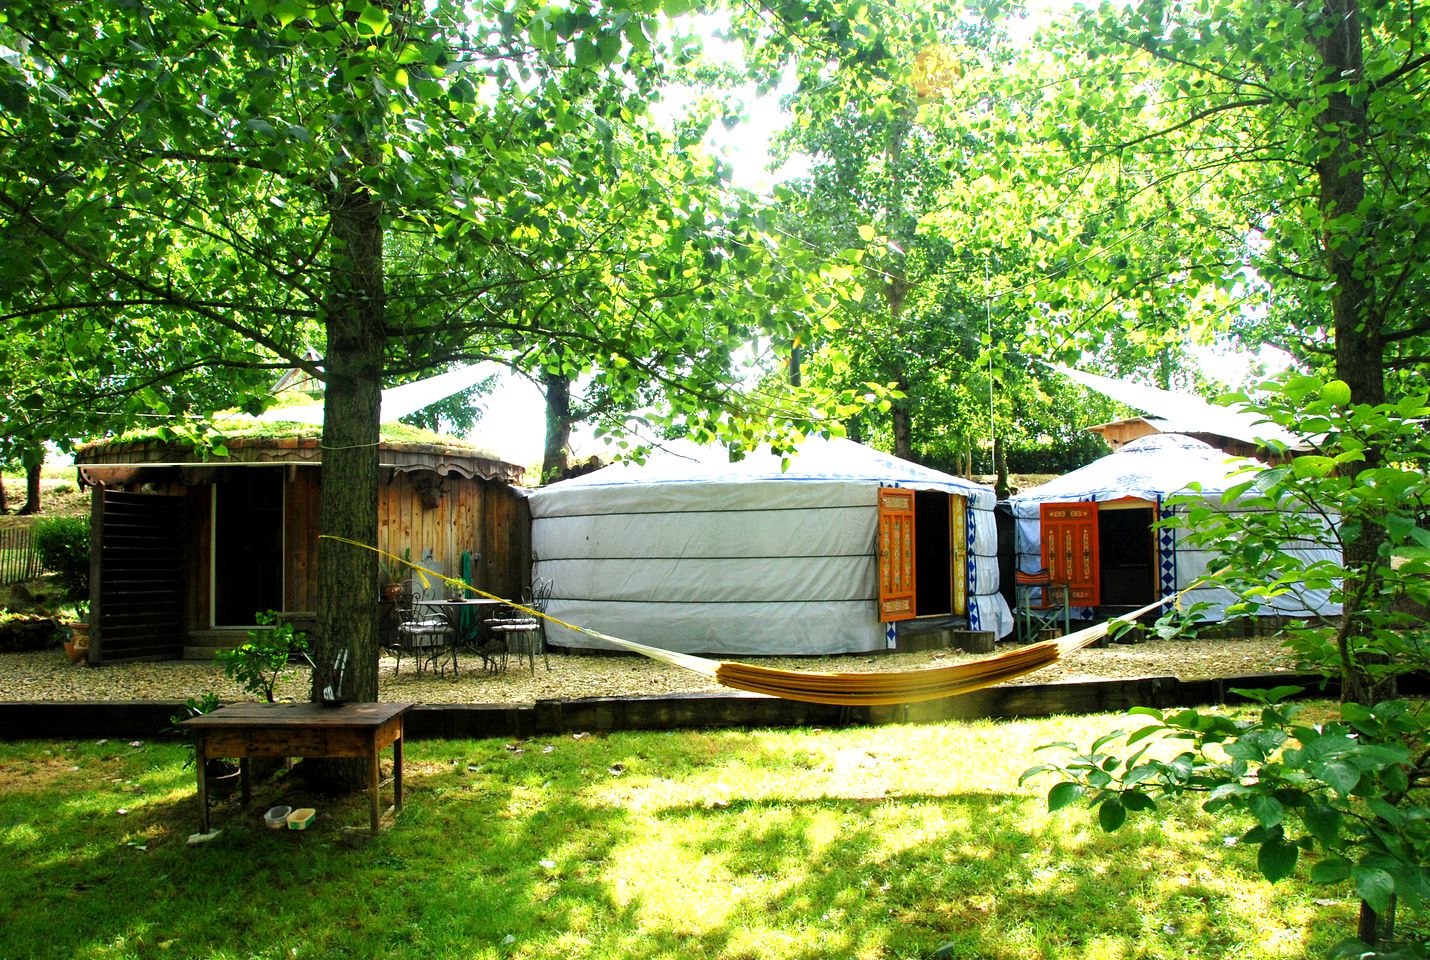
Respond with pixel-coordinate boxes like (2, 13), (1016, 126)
(328, 536), (1173, 707)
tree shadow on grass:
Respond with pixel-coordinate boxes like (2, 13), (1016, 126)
(0, 733), (1358, 960)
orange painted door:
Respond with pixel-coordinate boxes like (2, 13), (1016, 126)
(878, 488), (916, 621)
(1040, 502), (1100, 606)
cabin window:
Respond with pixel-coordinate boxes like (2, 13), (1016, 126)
(213, 468), (285, 626)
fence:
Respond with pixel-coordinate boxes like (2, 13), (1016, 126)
(0, 527), (43, 584)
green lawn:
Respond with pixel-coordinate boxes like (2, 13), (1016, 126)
(1, 714), (1360, 959)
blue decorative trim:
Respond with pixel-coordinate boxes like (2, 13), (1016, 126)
(966, 517), (981, 631)
(885, 622), (897, 649)
(1157, 498), (1178, 596)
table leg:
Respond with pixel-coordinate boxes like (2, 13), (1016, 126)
(394, 731), (404, 812)
(239, 756), (251, 807)
(196, 734), (210, 834)
(370, 745), (381, 833)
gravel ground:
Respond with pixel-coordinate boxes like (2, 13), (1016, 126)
(0, 634), (1299, 704)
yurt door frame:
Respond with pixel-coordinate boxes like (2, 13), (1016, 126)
(1096, 498), (1158, 606)
(878, 488), (969, 621)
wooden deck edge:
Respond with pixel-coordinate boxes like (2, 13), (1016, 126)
(0, 671), (1359, 742)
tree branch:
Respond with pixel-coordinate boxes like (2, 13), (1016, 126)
(1105, 98), (1276, 152)
(1370, 51), (1430, 92)
(0, 194), (314, 367)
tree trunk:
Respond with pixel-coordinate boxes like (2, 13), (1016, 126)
(0, 474), (7, 514)
(891, 371), (914, 461)
(787, 344), (802, 387)
(1358, 895), (1396, 950)
(308, 179), (385, 790)
(1315, 0), (1392, 703)
(541, 369), (573, 483)
(18, 456), (42, 515)
(994, 436), (1009, 501)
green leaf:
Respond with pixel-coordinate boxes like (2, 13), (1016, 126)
(1098, 797), (1127, 831)
(1304, 802), (1343, 849)
(1316, 760), (1362, 796)
(1019, 763), (1054, 784)
(270, 0), (307, 27)
(1354, 866), (1396, 914)
(857, 224), (877, 242)
(1321, 380), (1352, 406)
(1249, 794), (1284, 827)
(1291, 456), (1336, 479)
(357, 4), (390, 36)
(1047, 781), (1084, 812)
(1121, 790), (1156, 812)
(1310, 857), (1352, 884)
(1257, 833), (1299, 882)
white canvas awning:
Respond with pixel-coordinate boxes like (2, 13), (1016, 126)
(1055, 365), (1311, 451)
(253, 362), (502, 425)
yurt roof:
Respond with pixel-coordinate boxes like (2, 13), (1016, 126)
(1009, 433), (1260, 504)
(532, 436), (994, 506)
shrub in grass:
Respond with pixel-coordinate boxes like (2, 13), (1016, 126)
(31, 516), (89, 598)
(1027, 380), (1430, 958)
(215, 610), (310, 702)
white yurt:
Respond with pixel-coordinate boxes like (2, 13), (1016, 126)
(1008, 433), (1340, 621)
(528, 437), (1014, 655)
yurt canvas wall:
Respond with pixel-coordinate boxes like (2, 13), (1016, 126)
(528, 437), (1012, 655)
(1008, 433), (1339, 621)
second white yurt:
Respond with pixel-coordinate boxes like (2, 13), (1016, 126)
(528, 437), (1013, 655)
(1008, 433), (1340, 621)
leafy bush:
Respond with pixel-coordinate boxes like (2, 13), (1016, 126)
(30, 516), (89, 598)
(1027, 379), (1430, 957)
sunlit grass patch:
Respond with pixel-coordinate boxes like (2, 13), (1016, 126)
(0, 709), (1363, 960)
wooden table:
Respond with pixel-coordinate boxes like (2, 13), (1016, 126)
(181, 702), (413, 834)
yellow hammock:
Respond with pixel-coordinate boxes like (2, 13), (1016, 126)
(553, 596), (1172, 706)
(355, 538), (1173, 707)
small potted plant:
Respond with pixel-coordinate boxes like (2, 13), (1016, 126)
(60, 600), (91, 664)
(380, 549), (410, 602)
(170, 692), (241, 797)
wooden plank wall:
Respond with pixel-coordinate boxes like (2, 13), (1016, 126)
(90, 469), (529, 650)
(376, 473), (530, 602)
(483, 485), (530, 603)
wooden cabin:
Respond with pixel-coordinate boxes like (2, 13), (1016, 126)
(74, 433), (530, 663)
(1086, 416), (1290, 462)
